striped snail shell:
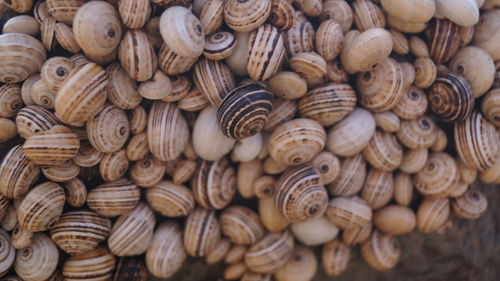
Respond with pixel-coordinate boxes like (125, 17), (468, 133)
(237, 159), (263, 199)
(0, 228), (15, 277)
(290, 216), (339, 246)
(63, 178), (87, 208)
(108, 202), (156, 256)
(55, 63), (108, 126)
(374, 111), (400, 133)
(62, 246), (116, 281)
(390, 30), (410, 55)
(274, 165), (328, 223)
(268, 0), (294, 31)
(294, 0), (322, 17)
(0, 84), (23, 119)
(106, 63), (142, 110)
(11, 225), (33, 250)
(342, 222), (372, 246)
(220, 206), (265, 245)
(158, 43), (198, 75)
(40, 56), (73, 91)
(454, 111), (499, 170)
(86, 104), (129, 153)
(41, 160), (80, 182)
(361, 231), (400, 271)
(14, 233), (58, 281)
(20, 74), (39, 106)
(269, 118), (326, 166)
(481, 88), (500, 127)
(316, 19), (344, 61)
(374, 205), (416, 235)
(69, 54), (91, 67)
(17, 181), (64, 232)
(322, 239), (350, 277)
(362, 169), (394, 209)
(452, 189), (488, 219)
(247, 24), (285, 81)
(199, 0), (224, 34)
(206, 238), (231, 264)
(397, 116), (437, 149)
(0, 33), (46, 84)
(264, 98), (297, 132)
(428, 72), (474, 121)
(400, 148), (428, 174)
(289, 52), (327, 87)
(0, 194), (9, 220)
(130, 156), (165, 187)
(126, 132), (149, 161)
(192, 157), (236, 209)
(203, 31), (237, 61)
(0, 118), (16, 143)
(274, 245), (317, 281)
(284, 11), (315, 57)
(166, 74), (191, 102)
(267, 71), (307, 100)
(33, 0), (49, 24)
(146, 222), (187, 279)
(73, 142), (103, 168)
(326, 196), (372, 230)
(183, 207), (221, 257)
(244, 231), (294, 274)
(146, 180), (194, 217)
(118, 30), (157, 82)
(414, 152), (461, 197)
(321, 0), (353, 33)
(327, 60), (349, 84)
(394, 87), (428, 120)
(362, 130), (403, 172)
(128, 106), (147, 134)
(299, 83), (356, 126)
(224, 0), (271, 32)
(226, 244), (247, 264)
(73, 1), (122, 58)
(41, 16), (56, 50)
(118, 0), (151, 29)
(113, 256), (148, 281)
(22, 125), (80, 166)
(309, 151), (340, 185)
(427, 19), (461, 64)
(87, 179), (140, 217)
(413, 57), (437, 89)
(46, 0), (84, 25)
(50, 210), (112, 255)
(55, 23), (80, 54)
(100, 149), (129, 182)
(217, 83), (273, 139)
(329, 154), (366, 196)
(0, 145), (40, 199)
(147, 101), (189, 161)
(30, 79), (56, 110)
(353, 0), (386, 31)
(159, 6), (205, 58)
(417, 197), (450, 233)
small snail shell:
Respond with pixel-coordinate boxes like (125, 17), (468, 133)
(237, 159), (263, 198)
(1, 205), (17, 232)
(192, 157), (236, 209)
(232, 133), (263, 162)
(30, 79), (56, 109)
(309, 151), (340, 185)
(397, 116), (437, 149)
(194, 58), (236, 107)
(33, 0), (49, 24)
(289, 52), (327, 87)
(274, 245), (317, 281)
(41, 160), (80, 182)
(284, 11), (315, 57)
(73, 1), (122, 58)
(0, 228), (15, 277)
(479, 151), (500, 183)
(322, 239), (350, 277)
(361, 231), (400, 271)
(226, 244), (247, 264)
(400, 147), (429, 174)
(11, 225), (33, 249)
(267, 72), (307, 100)
(130, 156), (165, 187)
(62, 246), (116, 281)
(224, 0), (271, 32)
(241, 272), (272, 281)
(50, 210), (111, 255)
(329, 154), (366, 196)
(126, 132), (149, 161)
(481, 88), (500, 127)
(0, 145), (40, 199)
(431, 128), (449, 153)
(40, 56), (73, 91)
(290, 216), (339, 246)
(353, 0), (386, 31)
(380, 0), (436, 23)
(315, 20), (343, 61)
(253, 175), (276, 199)
(268, 0), (294, 31)
(263, 156), (289, 175)
(454, 111), (499, 170)
(259, 197), (290, 232)
(184, 207), (221, 257)
(394, 172), (413, 207)
(199, 0), (224, 34)
(160, 6), (205, 58)
(3, 15), (40, 36)
(172, 159), (197, 184)
(178, 87), (209, 112)
(100, 149), (129, 182)
(435, 0), (479, 27)
(146, 180), (194, 217)
(400, 62), (415, 86)
(417, 197), (450, 233)
(414, 57), (437, 89)
(247, 24), (285, 81)
(20, 74), (39, 106)
(452, 189), (488, 219)
(427, 19), (461, 64)
(459, 159), (478, 184)
(0, 118), (17, 143)
(204, 32), (237, 61)
(414, 152), (461, 197)
(409, 36), (430, 58)
(342, 223), (372, 245)
(0, 84), (23, 118)
(394, 87), (428, 120)
(63, 178), (87, 208)
(87, 179), (140, 217)
(41, 17), (57, 52)
(206, 239), (231, 264)
(73, 142), (103, 167)
(113, 256), (148, 281)
(106, 64), (141, 110)
(363, 130), (403, 172)
(327, 108), (376, 157)
(326, 60), (349, 83)
(118, 30), (157, 82)
(294, 0), (322, 17)
(362, 169), (394, 209)
(299, 83), (356, 126)
(14, 233), (58, 281)
(109, 203), (155, 256)
(158, 43), (197, 76)
(54, 23), (80, 54)
(46, 0), (83, 25)
(226, 31), (250, 76)
(221, 206), (265, 245)
(428, 72), (474, 121)
(166, 73), (191, 101)
(326, 196), (372, 230)
(224, 262), (247, 280)
(244, 231), (294, 274)
(374, 205), (416, 235)
(389, 30), (410, 55)
(321, 0), (353, 33)
(146, 222), (187, 278)
(55, 63), (108, 126)
(118, 0), (150, 29)
(474, 9), (500, 61)
(374, 111), (400, 132)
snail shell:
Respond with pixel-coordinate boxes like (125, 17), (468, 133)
(290, 216), (339, 246)
(374, 205), (416, 235)
(41, 16), (56, 51)
(326, 196), (372, 230)
(389, 30), (410, 55)
(11, 225), (33, 250)
(361, 231), (400, 271)
(106, 63), (141, 110)
(380, 0), (436, 23)
(221, 206), (265, 245)
(427, 19), (461, 64)
(342, 222), (372, 245)
(259, 197), (290, 232)
(400, 62), (415, 86)
(315, 20), (343, 61)
(459, 158), (478, 184)
(218, 83), (273, 139)
(428, 72), (474, 121)
(14, 233), (58, 281)
(109, 202), (155, 256)
(30, 79), (56, 109)
(128, 106), (147, 135)
(100, 149), (129, 182)
(0, 84), (24, 119)
(267, 71), (307, 100)
(194, 58), (236, 107)
(414, 57), (437, 89)
(86, 104), (129, 153)
(63, 178), (87, 207)
(199, 0), (224, 34)
(289, 52), (327, 87)
(204, 32), (237, 61)
(224, 262), (247, 280)
(362, 169), (394, 209)
(417, 197), (450, 233)
(33, 0), (49, 24)
(253, 175), (276, 199)
(387, 14), (428, 33)
(0, 145), (40, 199)
(192, 157), (236, 209)
(73, 142), (103, 167)
(40, 56), (73, 92)
(232, 133), (263, 162)
(322, 239), (350, 277)
(450, 47), (495, 98)
(41, 160), (80, 182)
(0, 228), (15, 277)
(409, 36), (430, 58)
(226, 31), (250, 76)
(118, 0), (150, 29)
(237, 159), (263, 199)
(158, 43), (198, 75)
(146, 180), (194, 217)
(46, 0), (84, 25)
(394, 87), (428, 120)
(268, 0), (294, 31)
(309, 151), (340, 185)
(183, 207), (221, 257)
(226, 244), (247, 264)
(130, 156), (165, 188)
(69, 54), (91, 67)
(206, 238), (231, 264)
(247, 24), (285, 81)
(474, 9), (500, 61)
(394, 172), (413, 207)
(1, 204), (17, 232)
(299, 83), (356, 126)
(55, 23), (80, 54)
(62, 246), (116, 281)
(452, 189), (488, 219)
(363, 130), (403, 172)
(118, 30), (157, 82)
(435, 0), (479, 27)
(294, 0), (322, 17)
(353, 0), (386, 31)
(397, 117), (438, 149)
(414, 152), (461, 197)
(400, 148), (429, 174)
(274, 245), (317, 281)
(284, 11), (315, 57)
(87, 179), (140, 217)
(113, 256), (148, 281)
(374, 111), (400, 132)
(263, 156), (289, 175)
(20, 74), (39, 106)
(329, 154), (366, 196)
(0, 118), (17, 143)
(173, 159), (197, 185)
(224, 0), (271, 32)
(454, 111), (499, 170)
(481, 88), (500, 127)
(244, 231), (294, 274)
(50, 210), (111, 255)
(321, 0), (353, 33)
(146, 222), (187, 279)
(327, 60), (349, 83)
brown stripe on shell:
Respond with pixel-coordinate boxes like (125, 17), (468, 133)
(427, 19), (461, 64)
(62, 246), (116, 281)
(146, 222), (186, 279)
(428, 72), (474, 121)
(146, 180), (195, 217)
(247, 24), (285, 81)
(183, 207), (221, 257)
(244, 231), (294, 273)
(87, 179), (140, 217)
(0, 145), (40, 199)
(220, 205), (265, 245)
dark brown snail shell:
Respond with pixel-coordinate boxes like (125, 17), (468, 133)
(426, 19), (461, 64)
(428, 72), (474, 121)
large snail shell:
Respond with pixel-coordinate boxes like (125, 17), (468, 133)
(374, 205), (416, 235)
(42, 160), (80, 182)
(194, 58), (236, 107)
(326, 196), (372, 230)
(454, 111), (499, 170)
(428, 72), (474, 121)
(118, 30), (157, 82)
(394, 87), (428, 120)
(247, 24), (285, 81)
(73, 1), (122, 58)
(363, 130), (403, 172)
(218, 83), (273, 139)
(417, 197), (450, 233)
(290, 215), (339, 246)
(183, 207), (221, 257)
(146, 222), (187, 279)
(414, 152), (461, 197)
(269, 118), (326, 166)
(473, 9), (500, 61)
(284, 11), (315, 57)
(322, 239), (350, 277)
(435, 0), (479, 27)
(63, 178), (87, 208)
(0, 33), (46, 84)
(50, 210), (111, 255)
(397, 117), (438, 149)
(159, 6), (205, 58)
(315, 20), (343, 61)
(274, 245), (317, 281)
(353, 0), (386, 31)
(452, 189), (488, 219)
(244, 231), (294, 274)
(362, 169), (394, 209)
(113, 256), (148, 281)
(400, 147), (429, 174)
(268, 0), (294, 31)
(108, 202), (155, 256)
(100, 149), (129, 182)
(224, 0), (271, 32)
(0, 228), (15, 277)
(264, 99), (297, 131)
(87, 179), (140, 217)
(86, 104), (129, 153)
(481, 88), (500, 127)
(14, 233), (58, 281)
(62, 246), (116, 281)
(321, 0), (353, 33)
(427, 19), (461, 64)
(0, 145), (40, 199)
(327, 108), (376, 157)
(380, 0), (435, 23)
(299, 83), (356, 126)
(361, 230), (400, 271)
(15, 105), (59, 139)
(106, 63), (141, 110)
(73, 142), (103, 167)
(118, 0), (150, 29)
(329, 154), (366, 196)
(221, 206), (265, 245)
(146, 180), (194, 217)
(46, 0), (84, 25)
(394, 172), (414, 206)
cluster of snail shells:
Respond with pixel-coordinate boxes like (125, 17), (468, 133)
(0, 0), (499, 280)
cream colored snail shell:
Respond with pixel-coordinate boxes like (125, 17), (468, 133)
(290, 216), (339, 246)
(224, 0), (271, 32)
(193, 57), (236, 107)
(326, 196), (373, 230)
(452, 189), (488, 219)
(15, 105), (59, 139)
(362, 130), (403, 172)
(481, 88), (500, 127)
(0, 145), (40, 199)
(87, 179), (140, 217)
(273, 245), (317, 281)
(221, 206), (265, 245)
(106, 63), (142, 110)
(63, 178), (87, 208)
(0, 228), (15, 277)
(146, 180), (194, 217)
(244, 231), (294, 274)
(414, 152), (461, 197)
(14, 233), (59, 281)
(362, 168), (394, 209)
(329, 154), (367, 197)
(417, 197), (450, 233)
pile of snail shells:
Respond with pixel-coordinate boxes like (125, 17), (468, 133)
(0, 0), (499, 280)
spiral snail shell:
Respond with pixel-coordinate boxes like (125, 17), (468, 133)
(146, 222), (187, 278)
(268, 0), (294, 31)
(428, 72), (474, 121)
(274, 245), (317, 281)
(203, 32), (237, 61)
(62, 246), (116, 281)
(87, 179), (140, 217)
(374, 111), (400, 133)
(394, 87), (428, 120)
(118, 30), (157, 82)
(414, 152), (461, 197)
(63, 178), (87, 208)
(118, 0), (151, 29)
(284, 11), (315, 57)
(361, 231), (400, 271)
(0, 145), (40, 199)
(224, 0), (271, 32)
(0, 228), (15, 277)
(46, 0), (84, 25)
(183, 207), (221, 257)
(247, 24), (285, 81)
(362, 130), (403, 172)
(244, 231), (294, 274)
(14, 233), (58, 281)
(452, 189), (488, 219)
(54, 23), (80, 54)
(397, 117), (438, 149)
(427, 19), (461, 64)
(100, 149), (129, 182)
(362, 169), (394, 209)
(72, 142), (103, 168)
(40, 56), (73, 91)
(326, 196), (372, 230)
(321, 0), (353, 33)
(329, 154), (366, 196)
(353, 0), (386, 31)
(322, 239), (350, 277)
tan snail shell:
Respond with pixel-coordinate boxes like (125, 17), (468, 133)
(413, 57), (437, 89)
(221, 206), (265, 245)
(361, 231), (400, 271)
(409, 36), (430, 58)
(374, 111), (400, 133)
(329, 154), (366, 196)
(192, 157), (236, 209)
(397, 116), (438, 149)
(380, 0), (435, 23)
(321, 0), (353, 33)
(113, 256), (148, 281)
(427, 19), (461, 64)
(435, 0), (479, 27)
(118, 30), (157, 82)
(290, 216), (339, 246)
(62, 246), (116, 281)
(224, 262), (247, 280)
(0, 228), (15, 277)
(309, 151), (340, 185)
(274, 245), (317, 281)
(473, 9), (500, 61)
(203, 31), (237, 61)
(33, 0), (49, 24)
(224, 0), (271, 32)
(0, 118), (17, 143)
(400, 147), (428, 174)
(41, 160), (80, 182)
(417, 197), (450, 233)
(50, 210), (111, 255)
(11, 225), (33, 250)
(194, 58), (236, 107)
(226, 244), (247, 264)
(394, 87), (428, 120)
(106, 63), (142, 110)
(0, 84), (23, 119)
(1, 204), (17, 232)
(247, 24), (285, 81)
(238, 159), (263, 198)
(389, 30), (410, 55)
(46, 0), (84, 25)
(327, 60), (349, 84)
(232, 133), (263, 162)
(183, 207), (221, 257)
(118, 0), (150, 29)
(268, 0), (294, 31)
(263, 156), (289, 175)
(87, 179), (140, 217)
(363, 130), (403, 172)
(315, 20), (343, 61)
(128, 106), (147, 134)
(268, 71), (307, 100)
(41, 17), (58, 52)
(284, 11), (315, 57)
(206, 238), (231, 264)
(244, 231), (294, 274)
(146, 222), (187, 279)
(452, 189), (488, 219)
(158, 43), (197, 76)
(428, 72), (474, 121)
(326, 196), (372, 230)
(353, 0), (386, 31)
(342, 222), (372, 246)
(55, 23), (80, 54)
(20, 74), (39, 106)
(414, 152), (461, 197)
(73, 142), (103, 167)
(253, 175), (276, 199)
(481, 88), (500, 127)
(322, 239), (350, 277)
(173, 159), (197, 184)
(289, 52), (327, 87)
(294, 0), (322, 17)
(63, 178), (87, 208)
(14, 233), (59, 281)
(86, 104), (129, 153)
(374, 205), (416, 235)
(40, 56), (73, 91)
(30, 79), (56, 109)
(362, 169), (394, 209)
(0, 145), (40, 199)
(199, 0), (224, 34)
(126, 132), (149, 161)
(146, 180), (194, 217)
(226, 31), (250, 76)
(100, 149), (129, 182)
(15, 105), (59, 139)
(130, 156), (165, 188)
